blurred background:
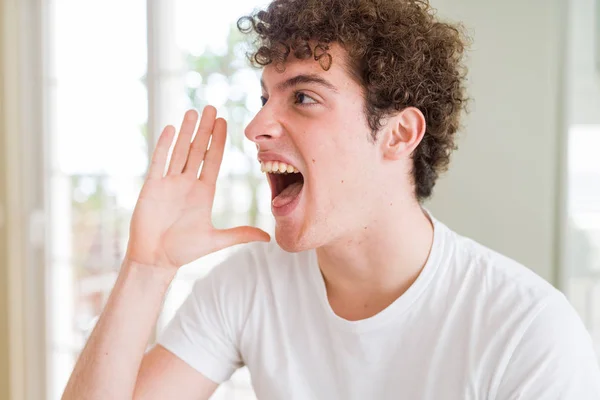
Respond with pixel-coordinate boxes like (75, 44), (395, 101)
(0, 0), (598, 399)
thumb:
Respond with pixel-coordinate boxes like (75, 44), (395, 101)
(214, 226), (271, 248)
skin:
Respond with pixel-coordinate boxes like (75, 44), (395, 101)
(62, 43), (434, 399)
(249, 43), (433, 320)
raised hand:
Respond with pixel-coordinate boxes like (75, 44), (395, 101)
(125, 106), (270, 270)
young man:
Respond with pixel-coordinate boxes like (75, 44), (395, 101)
(63, 0), (600, 399)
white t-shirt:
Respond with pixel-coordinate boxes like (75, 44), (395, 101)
(158, 216), (600, 399)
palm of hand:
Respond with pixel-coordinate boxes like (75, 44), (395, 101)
(126, 107), (270, 269)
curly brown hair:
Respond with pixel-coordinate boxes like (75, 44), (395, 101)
(238, 0), (469, 200)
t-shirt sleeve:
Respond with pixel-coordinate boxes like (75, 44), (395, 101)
(157, 246), (259, 384)
(494, 293), (600, 400)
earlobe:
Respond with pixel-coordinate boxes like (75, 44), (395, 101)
(382, 107), (426, 160)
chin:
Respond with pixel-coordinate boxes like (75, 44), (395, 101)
(273, 222), (318, 253)
(274, 228), (307, 253)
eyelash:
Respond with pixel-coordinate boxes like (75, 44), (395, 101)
(260, 91), (318, 107)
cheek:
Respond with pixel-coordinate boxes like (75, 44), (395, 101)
(295, 110), (373, 180)
(310, 140), (374, 196)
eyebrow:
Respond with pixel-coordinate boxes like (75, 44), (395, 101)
(261, 74), (339, 94)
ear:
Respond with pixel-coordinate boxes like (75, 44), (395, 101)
(380, 107), (426, 161)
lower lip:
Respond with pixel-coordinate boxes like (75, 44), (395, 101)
(271, 185), (304, 218)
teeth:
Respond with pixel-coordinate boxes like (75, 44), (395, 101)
(260, 161), (300, 174)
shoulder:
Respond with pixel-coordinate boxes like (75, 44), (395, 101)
(434, 220), (600, 396)
(492, 292), (600, 398)
(181, 241), (310, 335)
(436, 219), (560, 305)
(433, 219), (568, 349)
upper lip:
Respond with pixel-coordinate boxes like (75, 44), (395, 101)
(257, 151), (301, 172)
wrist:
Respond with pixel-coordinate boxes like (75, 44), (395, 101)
(121, 258), (178, 290)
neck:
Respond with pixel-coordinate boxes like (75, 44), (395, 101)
(315, 198), (434, 320)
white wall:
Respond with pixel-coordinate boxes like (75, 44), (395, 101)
(426, 0), (565, 283)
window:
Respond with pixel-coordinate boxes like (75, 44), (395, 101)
(38, 0), (600, 399)
(563, 0), (600, 357)
(45, 0), (270, 398)
(565, 124), (600, 356)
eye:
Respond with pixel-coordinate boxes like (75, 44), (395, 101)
(294, 91), (318, 106)
(260, 96), (268, 107)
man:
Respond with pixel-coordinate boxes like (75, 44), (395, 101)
(63, 0), (600, 399)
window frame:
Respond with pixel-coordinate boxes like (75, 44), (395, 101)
(3, 0), (48, 399)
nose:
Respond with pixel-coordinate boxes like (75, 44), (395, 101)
(244, 106), (284, 144)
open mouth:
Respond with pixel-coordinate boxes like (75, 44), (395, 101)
(261, 161), (305, 209)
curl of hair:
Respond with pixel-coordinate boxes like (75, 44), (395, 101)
(238, 0), (470, 200)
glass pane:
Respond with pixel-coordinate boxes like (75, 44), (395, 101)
(46, 1), (148, 399)
(566, 125), (600, 355)
(564, 0), (600, 359)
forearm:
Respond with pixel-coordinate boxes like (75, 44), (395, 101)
(62, 260), (176, 400)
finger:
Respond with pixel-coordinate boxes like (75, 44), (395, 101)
(183, 106), (217, 177)
(167, 109), (199, 175)
(199, 118), (227, 186)
(147, 125), (176, 179)
(214, 227), (271, 249)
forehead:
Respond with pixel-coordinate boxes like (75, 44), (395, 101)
(260, 43), (356, 90)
